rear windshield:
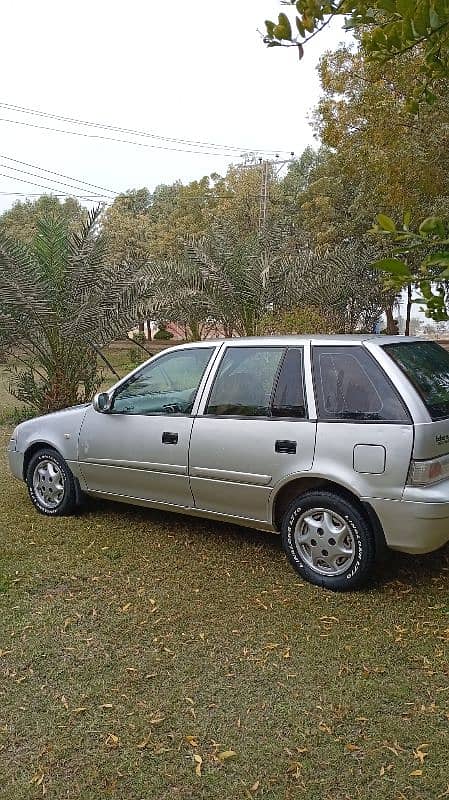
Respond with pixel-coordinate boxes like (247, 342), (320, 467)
(384, 341), (449, 420)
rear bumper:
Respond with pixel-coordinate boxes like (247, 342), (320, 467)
(368, 491), (449, 554)
(7, 448), (24, 481)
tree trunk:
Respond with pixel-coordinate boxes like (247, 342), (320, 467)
(385, 303), (397, 334)
(189, 319), (201, 341)
(405, 285), (412, 336)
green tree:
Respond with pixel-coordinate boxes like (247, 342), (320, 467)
(150, 224), (286, 337)
(275, 241), (387, 332)
(0, 195), (86, 246)
(101, 188), (153, 265)
(0, 208), (156, 413)
(264, 1), (449, 105)
(374, 213), (449, 322)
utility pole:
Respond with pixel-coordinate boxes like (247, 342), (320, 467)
(256, 154), (296, 235)
(237, 152), (296, 235)
(258, 159), (270, 233)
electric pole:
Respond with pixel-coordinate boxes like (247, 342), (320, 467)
(257, 154), (296, 235)
(237, 152), (296, 235)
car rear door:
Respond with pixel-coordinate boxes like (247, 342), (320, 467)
(189, 343), (317, 523)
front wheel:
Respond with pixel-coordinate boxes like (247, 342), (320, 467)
(281, 491), (376, 591)
(26, 448), (78, 517)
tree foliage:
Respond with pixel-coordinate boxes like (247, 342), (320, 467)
(264, 1), (449, 105)
(374, 212), (449, 320)
(0, 195), (86, 246)
(0, 207), (156, 413)
(149, 225), (286, 337)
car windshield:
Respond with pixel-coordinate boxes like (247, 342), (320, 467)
(384, 341), (449, 420)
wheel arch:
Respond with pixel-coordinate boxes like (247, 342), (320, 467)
(23, 442), (84, 507)
(271, 476), (387, 558)
(22, 441), (60, 479)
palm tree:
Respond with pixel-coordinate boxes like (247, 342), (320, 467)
(274, 241), (389, 333)
(0, 206), (156, 413)
(150, 225), (282, 337)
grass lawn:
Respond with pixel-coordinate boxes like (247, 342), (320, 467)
(1, 355), (449, 798)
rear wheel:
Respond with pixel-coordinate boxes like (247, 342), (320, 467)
(281, 491), (376, 591)
(26, 448), (78, 516)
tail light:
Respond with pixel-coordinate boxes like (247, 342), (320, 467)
(408, 453), (449, 486)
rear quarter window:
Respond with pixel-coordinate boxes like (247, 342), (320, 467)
(384, 341), (449, 421)
(313, 345), (410, 422)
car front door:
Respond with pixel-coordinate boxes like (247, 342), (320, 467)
(78, 345), (216, 507)
(188, 344), (317, 523)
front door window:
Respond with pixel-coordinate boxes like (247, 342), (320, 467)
(111, 348), (214, 416)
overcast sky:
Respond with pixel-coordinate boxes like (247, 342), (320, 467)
(0, 0), (344, 213)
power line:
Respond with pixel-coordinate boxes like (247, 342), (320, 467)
(0, 163), (114, 199)
(0, 191), (109, 200)
(0, 153), (117, 196)
(0, 171), (110, 198)
(0, 116), (245, 158)
(0, 100), (289, 156)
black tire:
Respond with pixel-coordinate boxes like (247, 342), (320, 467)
(280, 490), (376, 591)
(26, 448), (78, 517)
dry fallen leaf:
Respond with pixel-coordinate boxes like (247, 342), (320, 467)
(185, 735), (198, 747)
(345, 744), (360, 752)
(318, 722), (332, 734)
(105, 733), (120, 749)
(217, 750), (237, 761)
(193, 753), (203, 776)
(137, 735), (151, 750)
(410, 769), (423, 777)
(414, 743), (429, 765)
(30, 772), (45, 786)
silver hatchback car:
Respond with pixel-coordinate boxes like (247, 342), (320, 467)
(7, 335), (449, 590)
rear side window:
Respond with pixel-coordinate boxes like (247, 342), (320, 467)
(206, 346), (285, 416)
(384, 341), (449, 420)
(313, 345), (410, 422)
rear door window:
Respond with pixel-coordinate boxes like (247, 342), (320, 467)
(205, 346), (285, 417)
(384, 341), (449, 420)
(313, 345), (410, 422)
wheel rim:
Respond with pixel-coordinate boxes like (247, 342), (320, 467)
(294, 507), (356, 577)
(32, 459), (65, 510)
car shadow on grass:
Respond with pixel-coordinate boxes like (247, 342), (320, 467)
(371, 544), (449, 590)
(82, 494), (284, 554)
(81, 495), (449, 591)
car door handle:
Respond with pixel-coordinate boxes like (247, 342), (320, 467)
(275, 439), (297, 454)
(162, 431), (178, 445)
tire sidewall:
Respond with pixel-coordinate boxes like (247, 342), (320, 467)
(282, 493), (373, 590)
(26, 450), (75, 517)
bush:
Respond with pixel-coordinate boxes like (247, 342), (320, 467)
(258, 306), (336, 335)
(154, 324), (174, 341)
(0, 404), (37, 426)
(128, 346), (145, 366)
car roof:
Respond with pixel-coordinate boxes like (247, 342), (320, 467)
(178, 335), (424, 347)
